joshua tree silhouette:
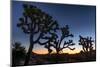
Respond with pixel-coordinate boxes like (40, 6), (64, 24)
(44, 25), (75, 54)
(44, 25), (75, 63)
(79, 35), (94, 52)
(17, 4), (59, 65)
(44, 32), (58, 54)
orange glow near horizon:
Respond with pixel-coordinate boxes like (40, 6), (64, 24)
(33, 49), (48, 54)
(63, 49), (81, 54)
(33, 48), (81, 55)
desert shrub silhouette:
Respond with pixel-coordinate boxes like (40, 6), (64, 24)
(12, 42), (26, 66)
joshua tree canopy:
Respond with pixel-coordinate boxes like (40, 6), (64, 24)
(79, 35), (94, 52)
(44, 25), (75, 54)
(17, 4), (59, 65)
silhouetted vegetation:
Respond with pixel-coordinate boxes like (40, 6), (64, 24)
(44, 25), (75, 63)
(79, 36), (96, 61)
(12, 42), (26, 66)
(17, 4), (59, 65)
(12, 3), (96, 66)
(44, 25), (75, 54)
(79, 35), (94, 52)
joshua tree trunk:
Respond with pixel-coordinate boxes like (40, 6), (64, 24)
(24, 34), (34, 65)
(17, 4), (59, 66)
(55, 49), (59, 63)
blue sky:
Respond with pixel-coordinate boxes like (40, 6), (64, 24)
(12, 1), (96, 53)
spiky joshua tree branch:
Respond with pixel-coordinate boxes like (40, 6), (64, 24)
(44, 25), (75, 54)
(17, 4), (59, 65)
(79, 35), (94, 52)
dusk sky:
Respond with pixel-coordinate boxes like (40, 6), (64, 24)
(12, 1), (96, 54)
